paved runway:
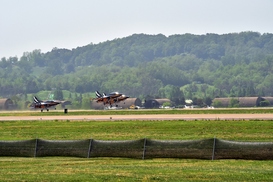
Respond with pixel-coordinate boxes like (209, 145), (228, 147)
(0, 114), (273, 121)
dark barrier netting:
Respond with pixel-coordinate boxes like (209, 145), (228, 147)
(36, 139), (90, 158)
(214, 139), (273, 160)
(90, 139), (145, 159)
(0, 139), (36, 157)
(144, 139), (214, 159)
(1, 138), (273, 160)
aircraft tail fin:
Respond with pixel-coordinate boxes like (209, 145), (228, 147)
(33, 96), (42, 103)
(95, 91), (102, 98)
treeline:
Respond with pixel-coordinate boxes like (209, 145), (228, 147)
(1, 31), (273, 105)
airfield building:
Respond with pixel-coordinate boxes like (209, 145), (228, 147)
(212, 97), (273, 107)
(0, 98), (15, 110)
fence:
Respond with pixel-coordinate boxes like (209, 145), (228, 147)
(0, 138), (272, 160)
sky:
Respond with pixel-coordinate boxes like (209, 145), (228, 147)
(1, 0), (273, 58)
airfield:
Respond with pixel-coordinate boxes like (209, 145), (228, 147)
(1, 112), (273, 121)
(1, 110), (273, 181)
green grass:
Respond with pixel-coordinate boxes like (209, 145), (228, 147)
(1, 157), (273, 181)
(1, 108), (273, 116)
(0, 120), (273, 141)
(1, 115), (273, 181)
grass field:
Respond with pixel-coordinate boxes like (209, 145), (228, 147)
(1, 157), (273, 181)
(0, 119), (273, 141)
(0, 110), (273, 181)
(1, 107), (273, 116)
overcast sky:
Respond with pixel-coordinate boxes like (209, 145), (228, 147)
(1, 0), (273, 58)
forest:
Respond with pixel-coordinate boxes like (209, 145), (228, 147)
(1, 31), (273, 107)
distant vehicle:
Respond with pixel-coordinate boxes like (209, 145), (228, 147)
(95, 91), (129, 107)
(30, 96), (61, 112)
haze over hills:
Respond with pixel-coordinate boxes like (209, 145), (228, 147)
(1, 32), (273, 105)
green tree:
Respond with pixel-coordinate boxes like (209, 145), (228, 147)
(81, 95), (91, 109)
(162, 102), (171, 107)
(260, 100), (270, 107)
(53, 89), (64, 100)
(229, 98), (239, 108)
(169, 86), (185, 106)
(212, 100), (223, 108)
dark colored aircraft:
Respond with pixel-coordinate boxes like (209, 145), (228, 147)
(95, 91), (129, 107)
(30, 96), (61, 112)
(107, 94), (130, 106)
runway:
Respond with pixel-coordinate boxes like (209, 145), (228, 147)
(0, 114), (273, 121)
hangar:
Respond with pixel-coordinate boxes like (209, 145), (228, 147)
(143, 98), (172, 109)
(212, 97), (273, 107)
(0, 98), (15, 110)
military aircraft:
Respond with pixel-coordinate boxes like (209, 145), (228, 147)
(95, 91), (129, 107)
(30, 96), (61, 112)
(106, 94), (130, 107)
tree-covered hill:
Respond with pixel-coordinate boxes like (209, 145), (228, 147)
(1, 31), (273, 104)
